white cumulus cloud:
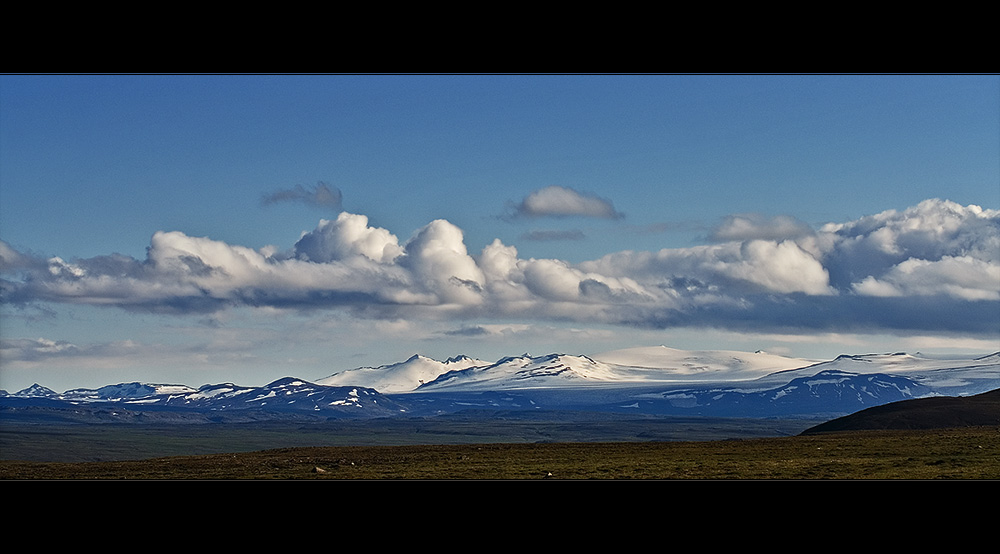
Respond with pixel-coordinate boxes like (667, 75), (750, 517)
(2, 198), (997, 337)
(291, 212), (403, 264)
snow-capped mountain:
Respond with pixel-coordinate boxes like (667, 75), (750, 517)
(417, 353), (629, 390)
(61, 382), (198, 401)
(316, 354), (489, 393)
(746, 351), (1000, 396)
(398, 348), (998, 397)
(590, 345), (815, 383)
(3, 347), (998, 422)
(155, 377), (406, 414)
(8, 383), (59, 398)
(315, 347), (816, 393)
(1, 377), (410, 420)
(637, 369), (935, 417)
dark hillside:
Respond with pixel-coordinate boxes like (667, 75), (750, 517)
(800, 388), (1000, 434)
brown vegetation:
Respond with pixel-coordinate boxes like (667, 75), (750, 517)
(3, 426), (998, 480)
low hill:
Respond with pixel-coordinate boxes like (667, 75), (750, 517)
(800, 388), (1000, 434)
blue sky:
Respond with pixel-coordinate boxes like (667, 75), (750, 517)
(2, 74), (998, 392)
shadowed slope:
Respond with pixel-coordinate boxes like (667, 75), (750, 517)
(800, 388), (1000, 434)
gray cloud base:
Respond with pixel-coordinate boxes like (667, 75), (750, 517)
(508, 185), (624, 220)
(260, 182), (343, 211)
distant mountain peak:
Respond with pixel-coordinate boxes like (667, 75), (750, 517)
(316, 353), (490, 393)
(13, 384), (58, 398)
(417, 352), (622, 391)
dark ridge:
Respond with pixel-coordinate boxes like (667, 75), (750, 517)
(800, 388), (1000, 435)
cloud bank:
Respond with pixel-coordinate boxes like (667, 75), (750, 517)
(2, 199), (997, 338)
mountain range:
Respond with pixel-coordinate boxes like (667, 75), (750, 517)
(2, 346), (998, 424)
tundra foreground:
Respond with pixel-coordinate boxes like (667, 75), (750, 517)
(3, 426), (998, 480)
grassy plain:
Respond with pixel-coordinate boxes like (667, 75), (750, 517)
(0, 414), (820, 463)
(3, 425), (998, 480)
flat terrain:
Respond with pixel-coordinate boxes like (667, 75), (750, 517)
(0, 414), (821, 463)
(3, 426), (998, 479)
